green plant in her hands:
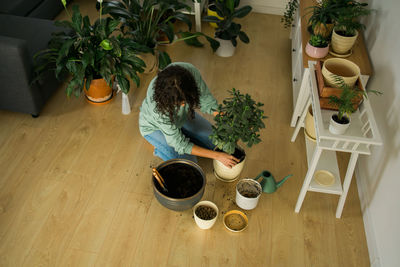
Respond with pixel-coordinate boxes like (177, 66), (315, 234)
(309, 34), (329, 48)
(328, 75), (381, 121)
(210, 88), (267, 155)
(101, 0), (219, 70)
(282, 0), (298, 28)
(34, 3), (149, 96)
(202, 0), (252, 47)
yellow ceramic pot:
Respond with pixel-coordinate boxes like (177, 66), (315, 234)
(331, 29), (358, 55)
(321, 58), (360, 88)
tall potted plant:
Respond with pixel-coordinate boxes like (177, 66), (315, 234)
(34, 2), (149, 104)
(306, 0), (340, 38)
(210, 88), (267, 182)
(101, 0), (219, 71)
(202, 0), (252, 57)
(331, 0), (372, 55)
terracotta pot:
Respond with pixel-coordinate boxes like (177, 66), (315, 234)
(313, 23), (334, 38)
(321, 58), (360, 88)
(215, 38), (235, 57)
(84, 78), (113, 104)
(331, 29), (358, 55)
(305, 42), (329, 59)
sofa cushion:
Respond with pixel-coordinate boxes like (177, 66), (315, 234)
(0, 0), (43, 17)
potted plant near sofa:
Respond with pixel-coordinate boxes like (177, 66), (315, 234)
(331, 1), (372, 55)
(305, 34), (329, 58)
(101, 0), (219, 71)
(34, 2), (149, 103)
(210, 88), (267, 182)
(202, 0), (252, 57)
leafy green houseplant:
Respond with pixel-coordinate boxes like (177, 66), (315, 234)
(210, 88), (266, 181)
(34, 2), (148, 102)
(202, 0), (252, 57)
(306, 0), (340, 38)
(331, 0), (372, 54)
(101, 0), (219, 70)
(305, 34), (329, 58)
(281, 0), (299, 28)
(328, 75), (380, 134)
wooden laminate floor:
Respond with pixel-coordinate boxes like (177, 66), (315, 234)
(0, 2), (370, 266)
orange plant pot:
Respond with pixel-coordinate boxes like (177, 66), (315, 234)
(84, 78), (113, 105)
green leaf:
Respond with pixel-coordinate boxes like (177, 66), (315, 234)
(61, 0), (67, 9)
(173, 13), (192, 31)
(100, 39), (113, 50)
(181, 32), (204, 47)
(226, 0), (235, 13)
(232, 5), (252, 18)
(238, 31), (249, 43)
(202, 15), (221, 23)
(205, 36), (220, 52)
(116, 75), (130, 94)
(71, 5), (82, 33)
(158, 51), (171, 70)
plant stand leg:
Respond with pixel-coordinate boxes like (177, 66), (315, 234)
(291, 97), (311, 142)
(295, 146), (323, 213)
(336, 152), (359, 218)
(194, 1), (202, 32)
(291, 68), (310, 127)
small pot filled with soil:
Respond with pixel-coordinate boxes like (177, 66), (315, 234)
(193, 201), (219, 229)
(213, 146), (246, 182)
(152, 159), (206, 211)
(235, 178), (262, 210)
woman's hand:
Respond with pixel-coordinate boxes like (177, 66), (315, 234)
(215, 152), (239, 168)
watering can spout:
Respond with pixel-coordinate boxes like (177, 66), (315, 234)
(276, 174), (293, 188)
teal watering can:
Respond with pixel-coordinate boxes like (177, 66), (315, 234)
(254, 171), (293, 193)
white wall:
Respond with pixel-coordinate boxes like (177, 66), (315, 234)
(356, 0), (400, 266)
(241, 0), (286, 15)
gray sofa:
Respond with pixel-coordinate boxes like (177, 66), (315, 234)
(0, 0), (67, 116)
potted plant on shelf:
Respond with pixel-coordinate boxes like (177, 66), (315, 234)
(331, 0), (372, 55)
(210, 88), (267, 182)
(305, 34), (329, 58)
(305, 0), (339, 38)
(328, 75), (380, 135)
(202, 0), (252, 57)
(101, 0), (219, 71)
(34, 2), (149, 104)
(281, 0), (299, 28)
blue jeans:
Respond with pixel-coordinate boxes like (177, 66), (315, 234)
(143, 112), (215, 162)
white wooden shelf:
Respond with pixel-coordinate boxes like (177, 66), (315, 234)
(305, 137), (342, 195)
(292, 61), (382, 218)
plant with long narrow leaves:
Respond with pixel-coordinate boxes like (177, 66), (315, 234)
(328, 75), (381, 120)
(334, 0), (372, 37)
(101, 0), (219, 70)
(210, 88), (267, 155)
(202, 0), (252, 47)
(34, 2), (150, 96)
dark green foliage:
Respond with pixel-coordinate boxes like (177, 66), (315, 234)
(34, 4), (149, 96)
(202, 0), (252, 47)
(328, 75), (381, 120)
(210, 88), (267, 155)
(101, 0), (218, 70)
(334, 1), (372, 37)
(281, 0), (298, 28)
(306, 0), (340, 31)
(309, 34), (328, 48)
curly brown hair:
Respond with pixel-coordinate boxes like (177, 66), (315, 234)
(153, 65), (200, 124)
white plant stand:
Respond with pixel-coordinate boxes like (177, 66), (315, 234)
(180, 0), (206, 32)
(291, 61), (382, 218)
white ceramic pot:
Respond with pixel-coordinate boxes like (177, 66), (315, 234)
(331, 29), (358, 55)
(193, 201), (218, 229)
(235, 179), (262, 210)
(213, 150), (245, 182)
(321, 58), (360, 88)
(329, 114), (350, 135)
(215, 38), (235, 57)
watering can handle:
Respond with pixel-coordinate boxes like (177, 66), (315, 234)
(254, 172), (265, 183)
